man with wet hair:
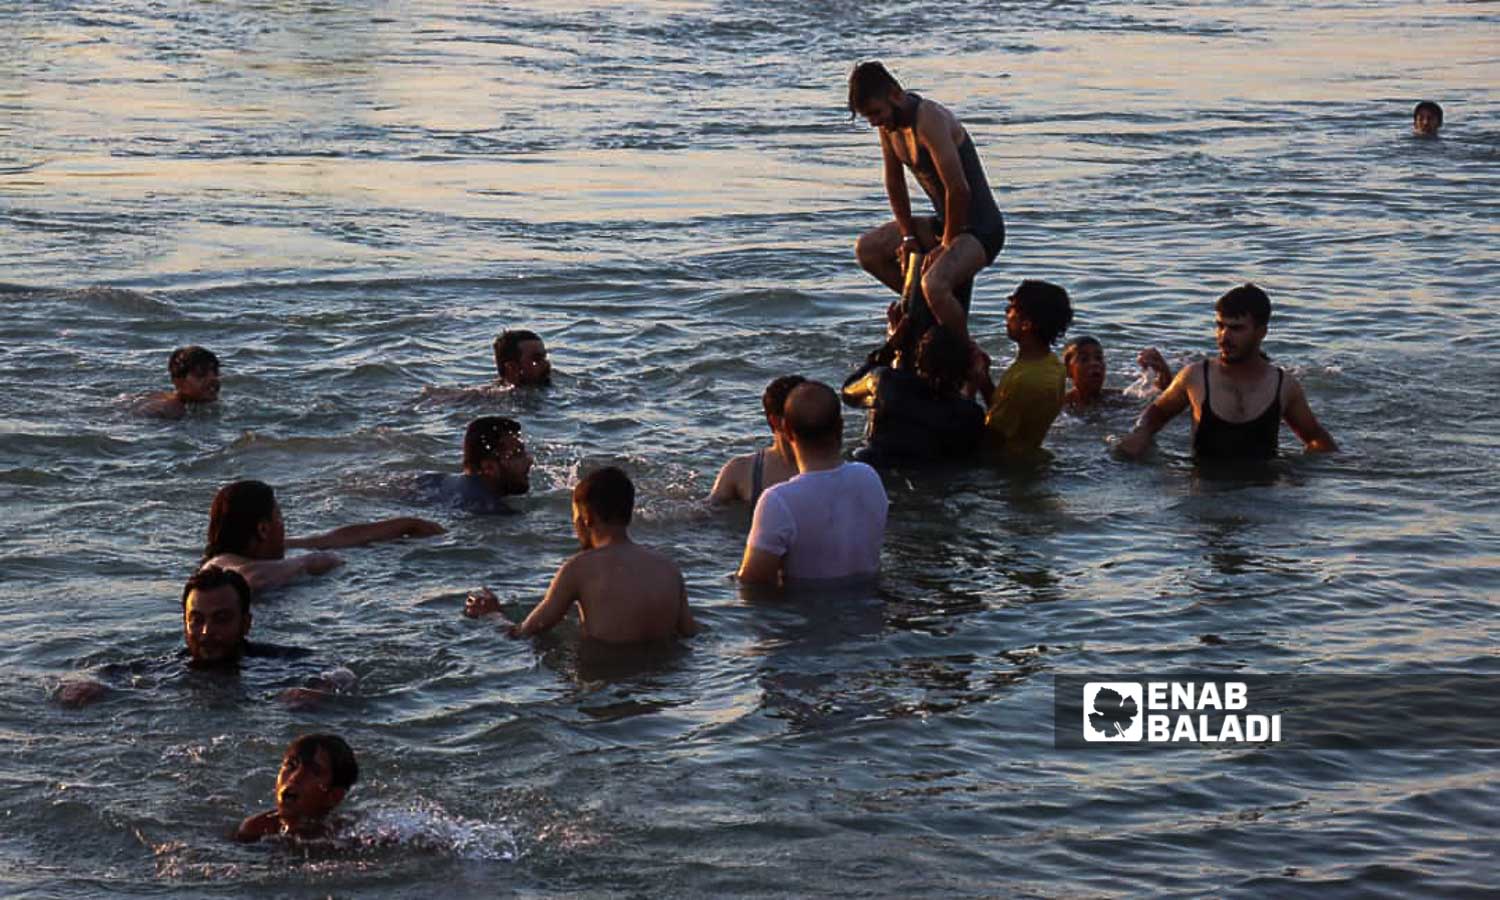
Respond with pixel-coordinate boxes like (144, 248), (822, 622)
(1117, 284), (1337, 460)
(849, 60), (1005, 348)
(236, 734), (360, 842)
(1062, 336), (1173, 410)
(737, 381), (888, 585)
(137, 345), (221, 419)
(493, 329), (551, 387)
(202, 479), (444, 593)
(466, 466), (696, 643)
(971, 279), (1074, 455)
(182, 566), (307, 666)
(841, 325), (984, 465)
(1413, 100), (1443, 137)
(419, 416), (533, 513)
(709, 374), (806, 505)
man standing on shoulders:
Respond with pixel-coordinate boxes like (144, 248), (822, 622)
(493, 329), (552, 387)
(849, 61), (1005, 348)
(737, 381), (889, 586)
(1117, 284), (1337, 460)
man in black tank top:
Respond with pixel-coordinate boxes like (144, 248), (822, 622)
(1116, 284), (1337, 461)
(848, 61), (1005, 350)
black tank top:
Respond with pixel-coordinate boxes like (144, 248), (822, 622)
(1193, 360), (1284, 459)
(903, 93), (1004, 237)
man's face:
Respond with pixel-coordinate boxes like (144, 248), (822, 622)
(174, 366), (221, 403)
(479, 435), (532, 495)
(183, 585), (249, 665)
(857, 90), (903, 130)
(1215, 313), (1265, 364)
(1413, 109), (1441, 137)
(275, 746), (344, 825)
(503, 339), (551, 386)
(1005, 294), (1028, 343)
(1068, 343), (1107, 395)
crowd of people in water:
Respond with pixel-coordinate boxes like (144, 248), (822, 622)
(54, 61), (1445, 843)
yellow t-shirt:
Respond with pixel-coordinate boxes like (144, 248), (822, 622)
(984, 353), (1065, 454)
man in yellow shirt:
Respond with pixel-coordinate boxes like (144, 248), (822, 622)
(970, 280), (1074, 456)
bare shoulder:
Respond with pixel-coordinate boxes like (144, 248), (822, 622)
(235, 810), (280, 843)
(136, 392), (184, 419)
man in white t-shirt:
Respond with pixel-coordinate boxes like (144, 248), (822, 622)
(737, 381), (889, 585)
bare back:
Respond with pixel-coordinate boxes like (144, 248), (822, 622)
(561, 543), (694, 644)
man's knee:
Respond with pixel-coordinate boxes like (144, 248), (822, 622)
(855, 231), (884, 269)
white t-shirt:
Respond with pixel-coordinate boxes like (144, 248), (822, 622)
(747, 462), (888, 582)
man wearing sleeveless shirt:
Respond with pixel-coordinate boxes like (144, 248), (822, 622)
(849, 61), (1005, 349)
(1116, 285), (1337, 460)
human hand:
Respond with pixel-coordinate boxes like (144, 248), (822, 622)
(886, 300), (903, 336)
(464, 587), (502, 618)
(1115, 429), (1151, 460)
(302, 552), (343, 576)
(1137, 347), (1171, 384)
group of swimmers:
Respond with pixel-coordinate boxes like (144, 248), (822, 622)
(65, 60), (1395, 842)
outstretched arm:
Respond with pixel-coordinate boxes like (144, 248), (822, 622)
(287, 517), (445, 550)
(1117, 365), (1194, 459)
(1282, 377), (1338, 452)
(510, 558), (580, 638)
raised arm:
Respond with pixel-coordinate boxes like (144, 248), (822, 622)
(1282, 376), (1338, 453)
(1116, 365), (1194, 459)
(510, 557), (581, 638)
(287, 516), (445, 550)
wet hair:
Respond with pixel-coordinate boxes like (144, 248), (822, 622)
(204, 480), (276, 560)
(782, 381), (843, 448)
(168, 346), (219, 381)
(492, 329), (542, 373)
(915, 326), (969, 395)
(848, 61), (902, 115)
(1011, 280), (1075, 347)
(1216, 283), (1271, 328)
(1413, 100), (1443, 127)
(462, 416), (522, 472)
(181, 565), (253, 616)
(1062, 335), (1102, 369)
(284, 734), (359, 791)
(761, 374), (807, 420)
(573, 466), (634, 527)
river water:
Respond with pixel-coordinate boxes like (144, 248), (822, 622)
(1, 1), (1497, 895)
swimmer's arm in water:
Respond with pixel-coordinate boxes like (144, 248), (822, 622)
(205, 552), (343, 593)
(287, 516), (446, 550)
(1117, 364), (1194, 459)
(736, 546), (782, 585)
(675, 573), (699, 637)
(880, 128), (917, 245)
(234, 810), (281, 843)
(1281, 375), (1338, 452)
(509, 557), (582, 638)
(708, 456), (749, 504)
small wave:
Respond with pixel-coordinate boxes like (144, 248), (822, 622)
(343, 801), (518, 861)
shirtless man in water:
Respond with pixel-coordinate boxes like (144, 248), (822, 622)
(1116, 284), (1337, 460)
(236, 734), (359, 842)
(850, 61), (1005, 348)
(137, 346), (220, 419)
(466, 466), (696, 643)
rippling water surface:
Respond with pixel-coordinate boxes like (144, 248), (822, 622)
(2, 1), (1497, 895)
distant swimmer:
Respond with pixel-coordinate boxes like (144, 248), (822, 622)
(1413, 100), (1443, 138)
(202, 480), (445, 593)
(1063, 337), (1173, 411)
(1116, 284), (1337, 460)
(970, 280), (1074, 457)
(841, 325), (984, 465)
(417, 416), (533, 514)
(709, 375), (805, 505)
(849, 60), (1005, 348)
(493, 329), (552, 387)
(737, 381), (888, 586)
(236, 734), (358, 843)
(136, 345), (220, 419)
(466, 466), (697, 644)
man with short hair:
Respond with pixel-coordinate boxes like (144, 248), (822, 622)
(709, 375), (805, 505)
(236, 734), (360, 842)
(493, 329), (551, 387)
(1062, 337), (1173, 410)
(202, 480), (444, 593)
(1413, 100), (1443, 137)
(466, 466), (696, 643)
(737, 381), (889, 585)
(849, 61), (1005, 347)
(419, 416), (533, 513)
(182, 566), (307, 666)
(138, 345), (221, 419)
(971, 280), (1075, 455)
(1117, 284), (1337, 460)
